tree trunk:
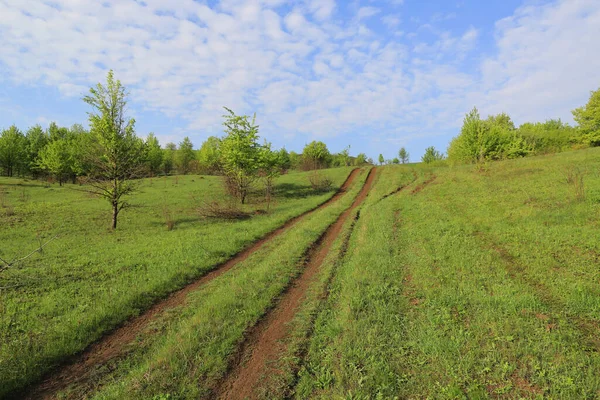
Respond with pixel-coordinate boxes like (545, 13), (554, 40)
(112, 203), (118, 230)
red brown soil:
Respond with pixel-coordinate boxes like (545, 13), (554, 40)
(215, 168), (378, 400)
(17, 169), (362, 400)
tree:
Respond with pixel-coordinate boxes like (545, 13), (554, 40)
(340, 146), (351, 166)
(220, 108), (261, 204)
(0, 126), (27, 177)
(37, 138), (72, 185)
(276, 148), (291, 172)
(25, 125), (48, 176)
(177, 137), (195, 174)
(302, 141), (331, 170)
(288, 151), (301, 170)
(198, 136), (221, 174)
(145, 133), (163, 176)
(573, 87), (600, 146)
(259, 142), (281, 211)
(392, 157), (400, 164)
(421, 146), (444, 164)
(354, 153), (367, 166)
(398, 147), (409, 164)
(162, 142), (176, 175)
(378, 153), (384, 165)
(83, 70), (144, 230)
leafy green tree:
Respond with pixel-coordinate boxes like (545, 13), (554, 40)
(37, 138), (72, 185)
(145, 133), (163, 176)
(83, 70), (145, 230)
(162, 142), (176, 175)
(25, 125), (48, 176)
(339, 146), (351, 166)
(198, 136), (221, 174)
(0, 126), (27, 177)
(398, 147), (409, 164)
(302, 141), (331, 170)
(572, 87), (600, 146)
(392, 157), (400, 164)
(220, 108), (261, 204)
(288, 151), (301, 170)
(177, 137), (195, 174)
(378, 153), (384, 165)
(276, 148), (291, 171)
(354, 153), (367, 166)
(47, 122), (69, 142)
(421, 146), (444, 164)
(259, 142), (281, 211)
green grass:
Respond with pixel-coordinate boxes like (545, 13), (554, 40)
(0, 167), (354, 396)
(295, 148), (600, 399)
(63, 168), (370, 399)
(3, 147), (600, 399)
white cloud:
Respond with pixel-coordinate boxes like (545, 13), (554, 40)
(0, 0), (598, 150)
(479, 0), (600, 124)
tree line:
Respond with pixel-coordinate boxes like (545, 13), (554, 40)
(442, 87), (600, 164)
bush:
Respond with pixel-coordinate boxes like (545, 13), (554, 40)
(308, 171), (333, 192)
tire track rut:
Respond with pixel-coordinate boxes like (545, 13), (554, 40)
(214, 168), (378, 400)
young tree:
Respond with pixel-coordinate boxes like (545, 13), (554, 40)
(162, 142), (176, 175)
(25, 125), (48, 176)
(572, 87), (600, 146)
(392, 157), (400, 164)
(0, 126), (27, 177)
(198, 136), (222, 174)
(145, 133), (163, 176)
(288, 151), (301, 170)
(220, 107), (261, 204)
(340, 145), (351, 166)
(354, 152), (367, 166)
(378, 153), (384, 165)
(259, 142), (281, 211)
(177, 136), (195, 174)
(302, 141), (331, 170)
(37, 138), (72, 185)
(276, 148), (291, 172)
(398, 147), (409, 164)
(421, 146), (444, 164)
(83, 70), (144, 230)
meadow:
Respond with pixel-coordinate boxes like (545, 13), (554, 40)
(1, 148), (600, 399)
(0, 167), (354, 396)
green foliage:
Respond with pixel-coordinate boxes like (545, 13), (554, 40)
(378, 153), (385, 165)
(36, 138), (72, 185)
(0, 126), (27, 177)
(220, 107), (261, 204)
(25, 125), (48, 175)
(392, 157), (400, 164)
(145, 133), (163, 176)
(421, 146), (444, 163)
(197, 136), (221, 174)
(83, 69), (145, 229)
(162, 142), (176, 175)
(276, 148), (291, 171)
(176, 137), (195, 174)
(354, 152), (368, 166)
(572, 87), (600, 146)
(302, 141), (331, 170)
(398, 147), (409, 164)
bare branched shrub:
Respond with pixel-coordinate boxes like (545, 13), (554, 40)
(308, 171), (333, 192)
(198, 200), (250, 220)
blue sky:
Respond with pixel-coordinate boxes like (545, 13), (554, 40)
(1, 0), (599, 161)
